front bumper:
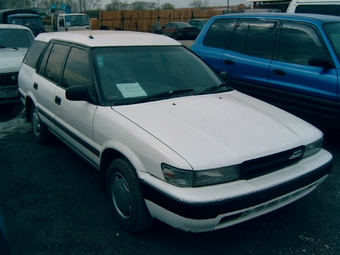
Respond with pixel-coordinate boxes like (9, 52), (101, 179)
(139, 149), (333, 232)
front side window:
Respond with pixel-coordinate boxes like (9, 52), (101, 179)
(277, 22), (328, 65)
(92, 46), (224, 105)
(203, 18), (237, 49)
(62, 47), (92, 89)
(229, 19), (276, 59)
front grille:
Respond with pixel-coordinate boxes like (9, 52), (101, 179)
(0, 73), (18, 87)
(240, 146), (305, 179)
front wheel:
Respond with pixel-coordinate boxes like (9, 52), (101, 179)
(30, 104), (52, 144)
(107, 158), (154, 233)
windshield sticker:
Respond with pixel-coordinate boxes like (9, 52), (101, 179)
(116, 82), (147, 98)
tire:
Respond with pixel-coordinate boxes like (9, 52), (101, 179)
(172, 32), (179, 40)
(107, 158), (154, 233)
(30, 104), (52, 144)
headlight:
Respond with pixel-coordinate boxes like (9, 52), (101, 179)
(161, 164), (240, 187)
(303, 137), (323, 159)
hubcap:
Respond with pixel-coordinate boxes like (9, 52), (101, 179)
(110, 173), (132, 219)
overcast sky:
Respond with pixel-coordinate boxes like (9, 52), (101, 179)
(101, 0), (247, 9)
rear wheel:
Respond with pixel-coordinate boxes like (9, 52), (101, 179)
(107, 158), (154, 233)
(30, 104), (52, 144)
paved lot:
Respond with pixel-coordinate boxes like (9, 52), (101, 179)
(0, 106), (339, 255)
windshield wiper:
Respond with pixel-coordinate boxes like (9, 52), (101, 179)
(0, 46), (18, 50)
(135, 89), (194, 103)
(198, 83), (233, 95)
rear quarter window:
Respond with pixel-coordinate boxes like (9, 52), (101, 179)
(23, 41), (46, 68)
(202, 18), (237, 49)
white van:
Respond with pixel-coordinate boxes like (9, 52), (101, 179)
(287, 0), (340, 16)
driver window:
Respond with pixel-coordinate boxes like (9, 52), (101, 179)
(277, 22), (328, 65)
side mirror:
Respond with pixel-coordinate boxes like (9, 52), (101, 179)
(66, 86), (91, 101)
(219, 71), (231, 85)
(308, 56), (333, 68)
(59, 19), (64, 27)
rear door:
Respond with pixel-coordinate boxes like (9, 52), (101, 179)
(221, 18), (277, 100)
(34, 43), (69, 132)
(268, 21), (338, 121)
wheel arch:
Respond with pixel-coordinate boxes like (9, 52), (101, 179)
(24, 96), (34, 123)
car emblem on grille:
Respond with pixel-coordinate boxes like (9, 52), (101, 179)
(289, 149), (303, 160)
(11, 75), (16, 81)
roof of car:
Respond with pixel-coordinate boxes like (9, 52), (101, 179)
(213, 12), (340, 23)
(0, 24), (32, 30)
(35, 30), (182, 47)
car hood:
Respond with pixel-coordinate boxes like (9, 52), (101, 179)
(113, 91), (321, 170)
(0, 48), (27, 73)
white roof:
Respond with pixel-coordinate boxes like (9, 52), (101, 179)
(0, 24), (32, 31)
(35, 30), (182, 47)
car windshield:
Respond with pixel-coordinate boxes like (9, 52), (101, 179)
(65, 15), (89, 26)
(324, 22), (340, 61)
(92, 46), (226, 105)
(0, 29), (33, 48)
(8, 17), (43, 26)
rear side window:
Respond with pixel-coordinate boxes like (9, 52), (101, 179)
(23, 41), (46, 68)
(229, 19), (276, 59)
(62, 47), (92, 89)
(295, 5), (340, 16)
(277, 22), (328, 66)
(39, 43), (69, 84)
(203, 18), (237, 49)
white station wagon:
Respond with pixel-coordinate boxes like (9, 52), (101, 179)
(18, 30), (333, 233)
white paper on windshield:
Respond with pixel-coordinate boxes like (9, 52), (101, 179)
(116, 82), (147, 98)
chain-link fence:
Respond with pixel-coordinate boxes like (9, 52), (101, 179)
(0, 25), (34, 104)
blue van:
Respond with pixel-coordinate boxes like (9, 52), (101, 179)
(191, 13), (340, 127)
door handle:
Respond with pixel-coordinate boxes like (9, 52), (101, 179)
(55, 96), (61, 105)
(273, 69), (286, 75)
(224, 59), (234, 65)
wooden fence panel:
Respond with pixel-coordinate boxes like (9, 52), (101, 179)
(97, 9), (225, 32)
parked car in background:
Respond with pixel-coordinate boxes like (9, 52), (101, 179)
(188, 19), (208, 31)
(0, 9), (45, 36)
(0, 24), (34, 104)
(286, 0), (340, 16)
(158, 22), (199, 39)
(19, 30), (332, 233)
(191, 13), (340, 128)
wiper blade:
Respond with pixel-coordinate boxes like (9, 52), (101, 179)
(135, 89), (194, 103)
(0, 46), (18, 50)
(198, 83), (233, 95)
